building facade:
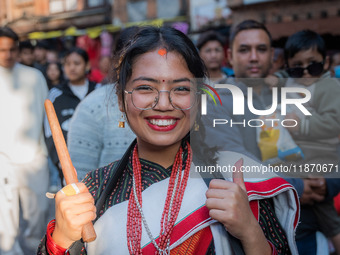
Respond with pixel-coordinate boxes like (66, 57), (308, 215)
(0, 0), (189, 38)
(227, 0), (340, 48)
(0, 0), (111, 37)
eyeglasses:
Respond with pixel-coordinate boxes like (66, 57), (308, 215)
(124, 85), (200, 110)
(287, 62), (324, 78)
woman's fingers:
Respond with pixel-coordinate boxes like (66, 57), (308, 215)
(53, 182), (96, 246)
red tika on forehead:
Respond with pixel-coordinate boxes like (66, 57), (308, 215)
(158, 48), (167, 56)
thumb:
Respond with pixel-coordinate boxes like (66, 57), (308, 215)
(233, 158), (246, 191)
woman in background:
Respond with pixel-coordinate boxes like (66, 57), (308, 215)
(44, 47), (98, 185)
(46, 61), (65, 90)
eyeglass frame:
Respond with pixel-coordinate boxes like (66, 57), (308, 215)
(286, 61), (324, 78)
(124, 86), (202, 111)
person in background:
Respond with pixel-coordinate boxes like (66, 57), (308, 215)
(34, 40), (49, 75)
(269, 47), (285, 74)
(67, 27), (138, 181)
(98, 55), (111, 84)
(202, 20), (275, 160)
(44, 47), (98, 185)
(201, 20), (334, 252)
(88, 55), (111, 84)
(330, 51), (340, 78)
(45, 61), (64, 90)
(283, 29), (340, 255)
(46, 49), (59, 63)
(197, 30), (227, 84)
(45, 61), (66, 192)
(18, 40), (35, 67)
(0, 26), (49, 255)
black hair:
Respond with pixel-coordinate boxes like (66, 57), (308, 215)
(36, 40), (49, 50)
(19, 40), (34, 52)
(196, 30), (225, 50)
(0, 26), (19, 42)
(114, 26), (217, 165)
(229, 19), (272, 48)
(64, 47), (89, 63)
(109, 26), (141, 84)
(115, 26), (140, 54)
(284, 30), (326, 62)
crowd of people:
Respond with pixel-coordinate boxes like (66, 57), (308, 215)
(0, 17), (339, 255)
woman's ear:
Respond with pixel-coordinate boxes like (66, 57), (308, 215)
(323, 56), (330, 71)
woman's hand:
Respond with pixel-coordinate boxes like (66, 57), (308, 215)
(52, 183), (96, 249)
(205, 176), (256, 241)
(205, 160), (272, 255)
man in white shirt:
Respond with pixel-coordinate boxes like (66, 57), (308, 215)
(0, 26), (49, 255)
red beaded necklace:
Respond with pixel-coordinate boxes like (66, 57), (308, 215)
(127, 141), (192, 255)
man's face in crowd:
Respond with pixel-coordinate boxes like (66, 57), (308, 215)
(331, 53), (340, 76)
(19, 48), (35, 67)
(34, 47), (47, 63)
(0, 36), (18, 69)
(199, 40), (225, 71)
(228, 29), (273, 79)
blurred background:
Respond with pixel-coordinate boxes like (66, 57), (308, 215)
(1, 0), (339, 70)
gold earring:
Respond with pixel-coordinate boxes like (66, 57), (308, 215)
(118, 113), (125, 128)
(194, 121), (199, 131)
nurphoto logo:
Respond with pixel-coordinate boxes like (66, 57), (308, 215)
(200, 83), (312, 128)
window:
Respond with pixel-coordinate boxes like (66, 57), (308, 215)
(157, 0), (180, 19)
(306, 12), (312, 19)
(320, 10), (328, 19)
(15, 0), (32, 3)
(88, 0), (105, 7)
(127, 0), (147, 22)
(274, 15), (282, 23)
(49, 0), (77, 13)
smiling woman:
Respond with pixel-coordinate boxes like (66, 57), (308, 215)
(38, 26), (299, 255)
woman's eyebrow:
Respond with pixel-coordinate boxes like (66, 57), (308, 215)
(132, 77), (192, 84)
(132, 76), (159, 83)
(172, 78), (192, 83)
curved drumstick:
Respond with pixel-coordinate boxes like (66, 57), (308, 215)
(44, 99), (97, 242)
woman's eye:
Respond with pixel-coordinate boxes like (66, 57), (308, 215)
(173, 86), (191, 94)
(238, 48), (248, 53)
(175, 86), (190, 92)
(135, 85), (154, 91)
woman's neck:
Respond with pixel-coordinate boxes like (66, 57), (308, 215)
(69, 78), (86, 85)
(208, 69), (224, 81)
(137, 139), (182, 168)
(52, 79), (60, 85)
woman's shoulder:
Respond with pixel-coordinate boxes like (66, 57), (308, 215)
(83, 160), (119, 201)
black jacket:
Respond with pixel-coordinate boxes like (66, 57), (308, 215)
(44, 80), (98, 170)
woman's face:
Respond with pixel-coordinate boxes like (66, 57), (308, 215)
(46, 63), (61, 82)
(64, 52), (87, 83)
(122, 49), (198, 151)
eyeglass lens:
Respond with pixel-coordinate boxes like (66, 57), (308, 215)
(130, 86), (197, 110)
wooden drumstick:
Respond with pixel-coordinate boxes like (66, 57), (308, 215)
(44, 99), (97, 242)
